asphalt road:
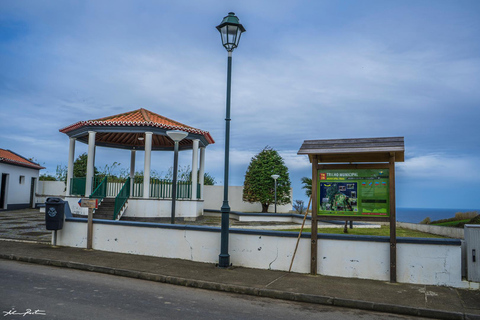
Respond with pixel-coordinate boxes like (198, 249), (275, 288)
(0, 260), (429, 320)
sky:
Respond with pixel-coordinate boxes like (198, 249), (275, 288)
(1, 0), (480, 210)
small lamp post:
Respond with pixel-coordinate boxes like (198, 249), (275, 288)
(271, 174), (280, 213)
(216, 12), (246, 268)
(167, 130), (188, 224)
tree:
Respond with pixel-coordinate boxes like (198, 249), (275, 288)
(39, 174), (56, 181)
(242, 146), (291, 213)
(301, 177), (312, 197)
(73, 153), (99, 178)
(56, 165), (67, 182)
(293, 200), (305, 214)
(164, 165), (216, 185)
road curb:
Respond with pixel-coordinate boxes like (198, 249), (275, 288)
(0, 253), (475, 320)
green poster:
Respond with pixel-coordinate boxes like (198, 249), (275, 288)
(318, 169), (389, 217)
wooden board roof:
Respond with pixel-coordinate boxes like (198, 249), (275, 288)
(297, 137), (405, 163)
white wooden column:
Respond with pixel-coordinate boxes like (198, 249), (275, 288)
(199, 147), (205, 200)
(66, 137), (76, 196)
(85, 131), (96, 196)
(130, 150), (136, 197)
(143, 132), (153, 199)
(191, 139), (199, 200)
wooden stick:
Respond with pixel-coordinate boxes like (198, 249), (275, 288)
(87, 208), (93, 250)
(289, 196), (312, 272)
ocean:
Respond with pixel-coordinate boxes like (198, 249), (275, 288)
(396, 207), (480, 223)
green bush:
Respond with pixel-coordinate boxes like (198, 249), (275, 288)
(455, 211), (479, 220)
(419, 217), (431, 224)
(431, 211), (479, 225)
(457, 215), (480, 228)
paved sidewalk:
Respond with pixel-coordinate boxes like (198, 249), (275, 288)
(0, 209), (51, 243)
(0, 239), (479, 320)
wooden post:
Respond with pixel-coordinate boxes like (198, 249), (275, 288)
(87, 208), (93, 250)
(311, 156), (318, 275)
(289, 197), (312, 272)
(389, 153), (397, 282)
(80, 198), (98, 250)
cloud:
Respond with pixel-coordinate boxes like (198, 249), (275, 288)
(398, 154), (480, 182)
(1, 0), (480, 208)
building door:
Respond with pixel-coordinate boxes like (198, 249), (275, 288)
(30, 177), (37, 208)
(0, 174), (8, 210)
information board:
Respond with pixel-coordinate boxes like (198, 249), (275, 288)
(318, 169), (389, 217)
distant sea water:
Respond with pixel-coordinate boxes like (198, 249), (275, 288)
(396, 207), (480, 223)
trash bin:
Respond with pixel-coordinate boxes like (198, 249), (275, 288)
(45, 197), (65, 230)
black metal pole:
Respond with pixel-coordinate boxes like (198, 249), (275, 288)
(219, 51), (233, 268)
(171, 141), (179, 224)
(274, 180), (277, 213)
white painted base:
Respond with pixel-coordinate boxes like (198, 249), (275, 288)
(123, 198), (203, 219)
(64, 197), (204, 220)
(56, 218), (470, 288)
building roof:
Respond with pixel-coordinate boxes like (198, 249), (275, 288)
(59, 108), (215, 150)
(297, 137), (405, 163)
(0, 149), (45, 170)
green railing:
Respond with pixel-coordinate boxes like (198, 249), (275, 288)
(149, 179), (195, 199)
(114, 177), (130, 220)
(89, 176), (108, 200)
(70, 177), (86, 196)
(70, 176), (201, 200)
(70, 177), (103, 196)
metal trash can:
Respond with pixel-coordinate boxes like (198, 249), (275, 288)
(45, 197), (65, 230)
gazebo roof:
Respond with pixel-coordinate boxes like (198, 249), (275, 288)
(59, 108), (215, 151)
(0, 149), (45, 170)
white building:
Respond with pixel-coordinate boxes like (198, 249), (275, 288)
(0, 149), (44, 210)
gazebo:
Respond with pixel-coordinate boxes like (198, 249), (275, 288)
(59, 108), (214, 220)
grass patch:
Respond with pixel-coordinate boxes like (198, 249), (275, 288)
(280, 226), (446, 238)
(427, 212), (479, 228)
(432, 219), (470, 227)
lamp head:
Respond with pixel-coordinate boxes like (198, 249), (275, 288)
(216, 12), (246, 52)
(167, 130), (188, 143)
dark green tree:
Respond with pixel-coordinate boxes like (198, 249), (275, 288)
(73, 153), (99, 177)
(242, 146), (291, 213)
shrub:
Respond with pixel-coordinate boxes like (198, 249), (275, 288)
(293, 200), (305, 214)
(455, 211), (479, 220)
(467, 215), (480, 225)
(457, 215), (480, 228)
(420, 217), (431, 224)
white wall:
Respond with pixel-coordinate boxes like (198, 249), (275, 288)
(37, 181), (66, 196)
(0, 163), (40, 209)
(204, 185), (293, 213)
(124, 198), (203, 219)
(62, 196), (204, 220)
(56, 218), (468, 288)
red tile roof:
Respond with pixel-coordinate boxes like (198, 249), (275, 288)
(0, 149), (45, 170)
(59, 108), (214, 144)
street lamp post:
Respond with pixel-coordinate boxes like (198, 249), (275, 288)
(216, 12), (246, 268)
(167, 130), (188, 224)
(271, 174), (280, 213)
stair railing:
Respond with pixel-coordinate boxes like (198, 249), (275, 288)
(114, 177), (130, 220)
(90, 176), (108, 201)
